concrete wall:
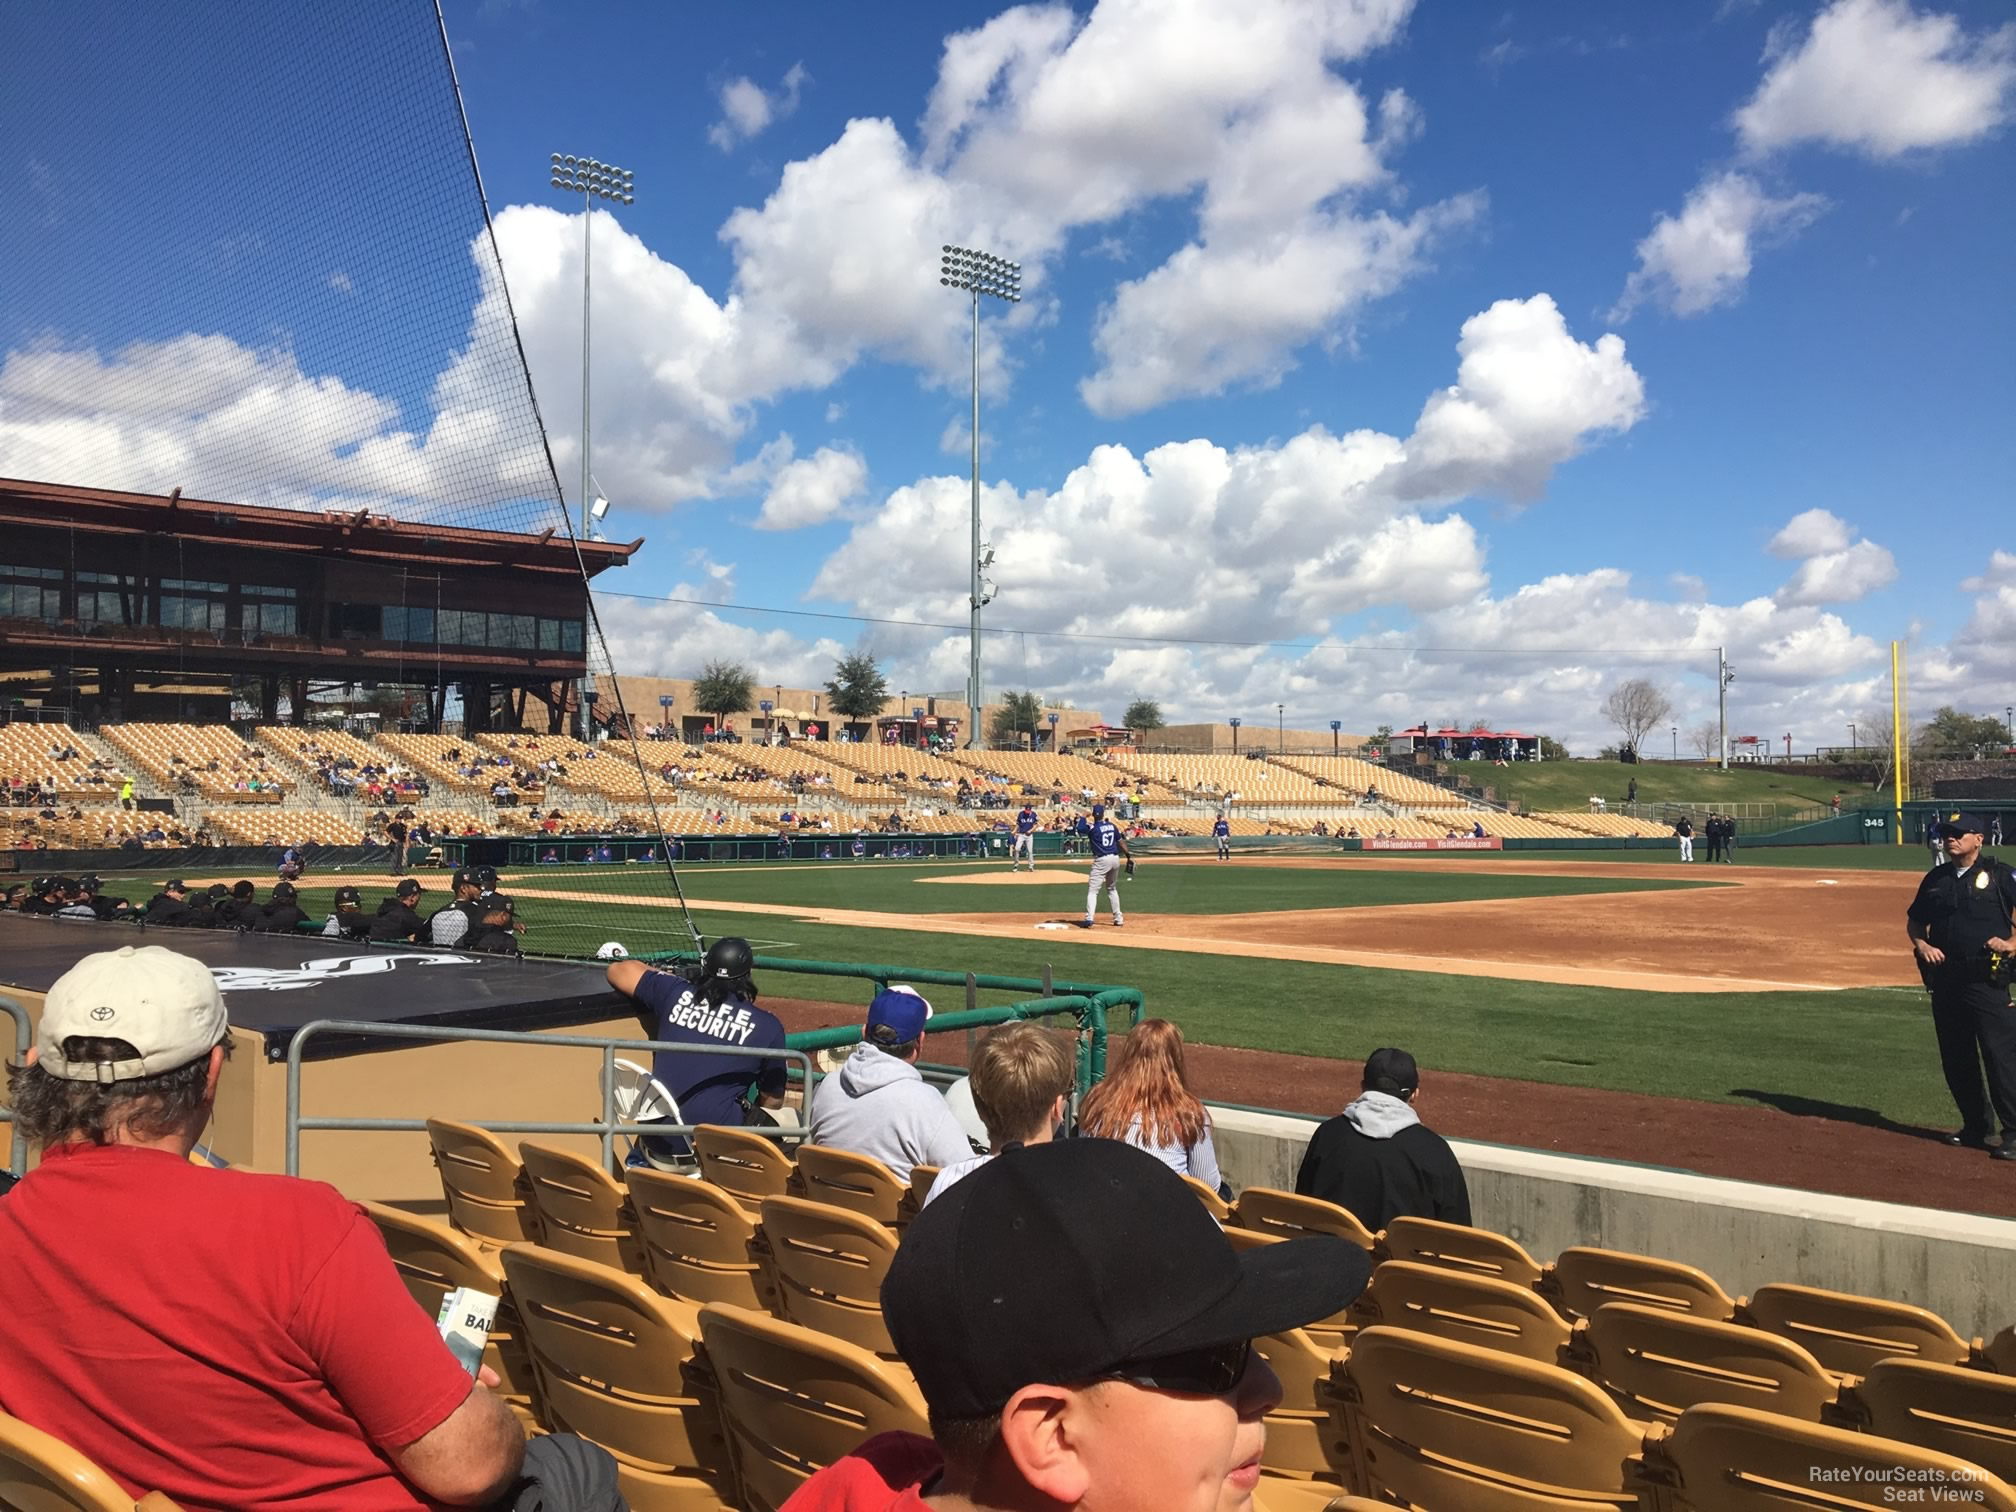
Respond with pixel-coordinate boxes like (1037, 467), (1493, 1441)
(1211, 1105), (2016, 1339)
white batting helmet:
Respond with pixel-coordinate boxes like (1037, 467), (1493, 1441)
(595, 941), (629, 961)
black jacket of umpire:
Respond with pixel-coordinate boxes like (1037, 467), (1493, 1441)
(1295, 1095), (1472, 1232)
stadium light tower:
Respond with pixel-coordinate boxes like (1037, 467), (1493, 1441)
(940, 244), (1020, 749)
(549, 152), (633, 741)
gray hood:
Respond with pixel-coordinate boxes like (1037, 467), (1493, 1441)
(1342, 1090), (1420, 1140)
(835, 1040), (921, 1097)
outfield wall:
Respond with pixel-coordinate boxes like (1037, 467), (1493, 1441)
(1210, 1105), (2016, 1336)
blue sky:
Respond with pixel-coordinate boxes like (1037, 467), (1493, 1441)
(3, 0), (2012, 746)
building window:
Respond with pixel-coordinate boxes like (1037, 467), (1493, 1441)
(77, 571), (139, 625)
(490, 612), (535, 649)
(438, 608), (486, 645)
(383, 604), (433, 644)
(157, 577), (228, 632)
(241, 584), (297, 637)
(0, 565), (62, 621)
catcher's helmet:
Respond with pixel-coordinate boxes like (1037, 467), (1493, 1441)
(595, 941), (629, 961)
(703, 936), (755, 980)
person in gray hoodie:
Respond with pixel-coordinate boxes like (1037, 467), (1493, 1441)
(1293, 1048), (1470, 1232)
(808, 987), (975, 1182)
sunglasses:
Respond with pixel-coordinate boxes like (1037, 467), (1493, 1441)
(1092, 1338), (1252, 1397)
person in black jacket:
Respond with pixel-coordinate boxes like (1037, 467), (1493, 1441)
(141, 879), (200, 927)
(320, 885), (372, 941)
(252, 881), (305, 934)
(462, 894), (523, 956)
(366, 878), (427, 943)
(426, 868), (487, 948)
(1294, 1048), (1470, 1231)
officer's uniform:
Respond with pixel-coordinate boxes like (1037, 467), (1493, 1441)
(1906, 812), (2016, 1151)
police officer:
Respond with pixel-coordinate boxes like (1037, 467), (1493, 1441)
(604, 936), (789, 1167)
(427, 868), (486, 947)
(1906, 811), (2016, 1160)
(367, 878), (427, 943)
(462, 894), (523, 956)
(322, 885), (371, 941)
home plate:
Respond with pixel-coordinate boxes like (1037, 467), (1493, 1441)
(1816, 879), (1840, 886)
(1034, 921), (1074, 930)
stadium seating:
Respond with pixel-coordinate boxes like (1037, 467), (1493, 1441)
(1109, 753), (1346, 806)
(99, 722), (292, 801)
(0, 1410), (184, 1511)
(1574, 1300), (1841, 1424)
(814, 739), (974, 792)
(200, 809), (362, 847)
(1841, 1359), (2016, 1482)
(0, 722), (125, 799)
(1538, 810), (1677, 839)
(424, 1117), (543, 1245)
(1349, 1260), (1574, 1366)
(516, 1140), (649, 1278)
(759, 1195), (903, 1359)
(624, 1167), (781, 1314)
(793, 1146), (907, 1227)
(698, 1302), (929, 1512)
(1545, 1245), (1741, 1322)
(1271, 754), (1465, 809)
(947, 747), (1170, 799)
(1379, 1214), (1548, 1289)
(497, 1244), (737, 1510)
(1628, 1402), (2016, 1510)
(1742, 1282), (1985, 1378)
(1234, 1187), (1377, 1250)
(692, 1125), (796, 1213)
(1251, 1326), (1351, 1497)
(374, 734), (500, 795)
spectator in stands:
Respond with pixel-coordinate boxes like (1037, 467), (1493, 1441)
(1076, 1019), (1224, 1197)
(925, 1023), (1075, 1208)
(808, 988), (973, 1181)
(427, 868), (486, 947)
(606, 936), (788, 1165)
(1294, 1048), (1470, 1231)
(462, 895), (522, 956)
(369, 879), (428, 942)
(247, 882), (302, 934)
(321, 886), (371, 941)
(788, 1139), (1368, 1512)
(0, 944), (623, 1509)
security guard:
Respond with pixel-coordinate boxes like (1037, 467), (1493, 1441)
(1906, 811), (2016, 1160)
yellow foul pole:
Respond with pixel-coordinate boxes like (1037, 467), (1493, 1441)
(1890, 640), (1904, 844)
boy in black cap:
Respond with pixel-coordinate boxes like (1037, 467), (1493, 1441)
(427, 868), (486, 947)
(367, 879), (427, 943)
(321, 885), (371, 941)
(785, 1139), (1367, 1511)
(1907, 811), (2016, 1159)
(462, 894), (522, 956)
(1293, 1048), (1471, 1231)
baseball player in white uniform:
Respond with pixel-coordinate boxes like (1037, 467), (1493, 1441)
(1012, 804), (1038, 870)
(1081, 803), (1131, 928)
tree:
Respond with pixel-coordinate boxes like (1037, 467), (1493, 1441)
(989, 689), (1044, 747)
(692, 660), (753, 727)
(824, 651), (889, 726)
(1123, 698), (1164, 733)
(1538, 734), (1569, 761)
(1920, 706), (2011, 758)
(1688, 720), (1719, 760)
(1600, 678), (1673, 760)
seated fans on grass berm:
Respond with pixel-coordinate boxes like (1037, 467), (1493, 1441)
(0, 944), (626, 1510)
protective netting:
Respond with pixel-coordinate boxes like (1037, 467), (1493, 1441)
(0, 0), (702, 958)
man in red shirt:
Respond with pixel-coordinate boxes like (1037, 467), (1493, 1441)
(781, 1139), (1369, 1512)
(0, 944), (623, 1511)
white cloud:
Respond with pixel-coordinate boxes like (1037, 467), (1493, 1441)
(1393, 294), (1645, 503)
(1775, 539), (1899, 605)
(754, 445), (867, 530)
(708, 63), (808, 151)
(1765, 509), (1897, 606)
(1767, 506), (1854, 558)
(1734, 0), (2016, 160)
(824, 401), (846, 423)
(1960, 548), (2016, 593)
(327, 270), (355, 295)
(1612, 172), (1827, 319)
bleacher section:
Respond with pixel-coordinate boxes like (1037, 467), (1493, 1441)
(949, 748), (1170, 800)
(99, 722), (293, 802)
(1541, 810), (1677, 839)
(1271, 753), (1466, 809)
(0, 722), (125, 799)
(376, 733), (519, 796)
(1109, 752), (1359, 807)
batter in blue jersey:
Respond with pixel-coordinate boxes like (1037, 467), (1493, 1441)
(1080, 803), (1131, 928)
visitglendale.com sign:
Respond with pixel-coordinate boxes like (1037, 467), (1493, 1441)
(1362, 836), (1503, 851)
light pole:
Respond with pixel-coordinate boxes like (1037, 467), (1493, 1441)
(1330, 719), (1341, 757)
(659, 694), (674, 741)
(1277, 703), (1284, 752)
(1849, 722), (1857, 751)
(1048, 711), (1059, 751)
(550, 151), (633, 742)
(2006, 706), (2013, 745)
(759, 699), (773, 741)
(940, 244), (1020, 749)
(1229, 717), (1242, 754)
(914, 706), (926, 751)
(1671, 725), (1677, 759)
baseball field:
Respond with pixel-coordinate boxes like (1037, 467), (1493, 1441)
(103, 839), (2010, 1218)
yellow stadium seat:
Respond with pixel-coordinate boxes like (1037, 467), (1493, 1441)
(0, 1411), (184, 1511)
(624, 1168), (779, 1314)
(1545, 1245), (1739, 1322)
(516, 1141), (648, 1277)
(1573, 1301), (1840, 1424)
(1350, 1260), (1574, 1366)
(1741, 1283), (1980, 1379)
(1838, 1358), (2016, 1482)
(1379, 1215), (1547, 1290)
(425, 1117), (543, 1246)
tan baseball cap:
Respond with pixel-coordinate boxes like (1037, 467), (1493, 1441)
(38, 946), (227, 1082)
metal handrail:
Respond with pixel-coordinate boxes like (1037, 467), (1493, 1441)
(1, 994), (30, 1176)
(284, 1018), (815, 1177)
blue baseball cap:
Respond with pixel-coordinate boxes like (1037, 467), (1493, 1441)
(866, 986), (932, 1048)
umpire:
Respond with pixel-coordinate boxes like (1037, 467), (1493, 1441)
(1906, 811), (2016, 1160)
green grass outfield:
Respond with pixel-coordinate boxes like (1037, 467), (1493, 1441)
(1480, 757), (1855, 815)
(89, 844), (1959, 1132)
